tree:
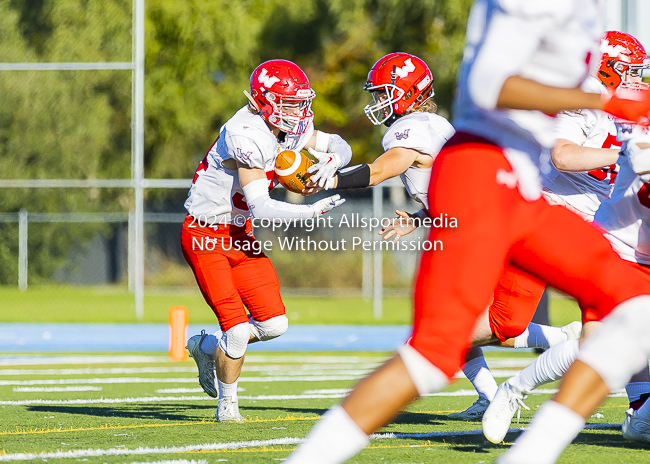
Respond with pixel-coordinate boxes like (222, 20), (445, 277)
(0, 0), (474, 284)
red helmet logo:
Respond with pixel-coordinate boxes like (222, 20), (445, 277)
(248, 59), (316, 134)
(363, 53), (435, 126)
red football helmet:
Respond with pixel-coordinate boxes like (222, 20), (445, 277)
(363, 53), (435, 126)
(598, 31), (649, 89)
(248, 60), (316, 134)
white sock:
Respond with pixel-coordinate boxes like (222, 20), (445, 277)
(514, 323), (567, 349)
(462, 356), (498, 401)
(498, 401), (585, 464)
(285, 405), (369, 464)
(510, 339), (579, 393)
(626, 382), (650, 404)
(200, 331), (222, 356)
(218, 378), (238, 400)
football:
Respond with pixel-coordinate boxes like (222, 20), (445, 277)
(274, 150), (314, 193)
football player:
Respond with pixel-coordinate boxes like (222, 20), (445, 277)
(482, 31), (650, 444)
(316, 52), (454, 217)
(181, 59), (351, 422)
(454, 31), (650, 426)
(500, 122), (650, 462)
(324, 52), (580, 422)
(285, 0), (650, 462)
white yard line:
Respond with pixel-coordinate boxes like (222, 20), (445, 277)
(0, 423), (623, 461)
(0, 367), (196, 376)
(155, 388), (204, 394)
(0, 375), (364, 386)
(0, 364), (382, 377)
(13, 386), (102, 392)
(120, 461), (207, 464)
(0, 437), (303, 462)
(0, 356), (169, 366)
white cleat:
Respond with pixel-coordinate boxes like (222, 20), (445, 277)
(561, 321), (582, 340)
(449, 398), (490, 421)
(217, 396), (245, 423)
(622, 408), (650, 444)
(186, 330), (218, 398)
(482, 381), (529, 444)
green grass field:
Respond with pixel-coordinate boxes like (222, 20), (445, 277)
(1, 286), (617, 463)
(0, 286), (582, 326)
(0, 351), (647, 463)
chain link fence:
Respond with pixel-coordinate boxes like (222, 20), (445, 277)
(0, 183), (430, 319)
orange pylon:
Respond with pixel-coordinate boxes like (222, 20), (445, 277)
(169, 305), (189, 361)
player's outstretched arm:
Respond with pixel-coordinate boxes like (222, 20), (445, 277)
(552, 139), (620, 172)
(238, 162), (344, 218)
(496, 76), (650, 125)
(326, 147), (419, 191)
(496, 76), (602, 114)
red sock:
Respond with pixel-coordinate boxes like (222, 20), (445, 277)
(630, 393), (650, 411)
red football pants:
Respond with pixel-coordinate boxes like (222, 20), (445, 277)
(489, 264), (546, 342)
(410, 134), (650, 379)
(180, 216), (285, 332)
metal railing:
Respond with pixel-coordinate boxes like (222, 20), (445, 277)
(0, 179), (411, 320)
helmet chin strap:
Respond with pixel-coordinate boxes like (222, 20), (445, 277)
(383, 113), (400, 128)
(243, 90), (262, 113)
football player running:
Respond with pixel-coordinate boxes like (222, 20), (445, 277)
(285, 0), (650, 462)
(500, 123), (650, 462)
(181, 59), (350, 422)
(482, 31), (650, 444)
(323, 52), (581, 423)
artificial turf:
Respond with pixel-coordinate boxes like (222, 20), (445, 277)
(0, 351), (646, 463)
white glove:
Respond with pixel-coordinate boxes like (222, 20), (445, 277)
(312, 194), (345, 217)
(307, 148), (343, 189)
(627, 142), (650, 175)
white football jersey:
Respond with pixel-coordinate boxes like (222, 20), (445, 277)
(453, 0), (603, 200)
(382, 112), (455, 209)
(542, 76), (620, 218)
(184, 107), (314, 224)
(595, 125), (650, 265)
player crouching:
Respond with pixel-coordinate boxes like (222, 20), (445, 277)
(181, 59), (351, 422)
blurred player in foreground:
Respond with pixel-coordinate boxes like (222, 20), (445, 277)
(482, 31), (650, 444)
(322, 52), (581, 423)
(181, 59), (350, 422)
(286, 0), (650, 462)
(499, 122), (650, 461)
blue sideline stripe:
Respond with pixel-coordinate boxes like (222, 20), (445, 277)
(0, 324), (412, 352)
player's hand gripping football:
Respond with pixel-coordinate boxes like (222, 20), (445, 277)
(306, 148), (343, 190)
(311, 194), (345, 217)
(379, 210), (418, 243)
(602, 87), (650, 126)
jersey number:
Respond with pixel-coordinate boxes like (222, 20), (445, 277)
(587, 133), (620, 184)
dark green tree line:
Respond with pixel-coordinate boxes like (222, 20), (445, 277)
(0, 0), (473, 284)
